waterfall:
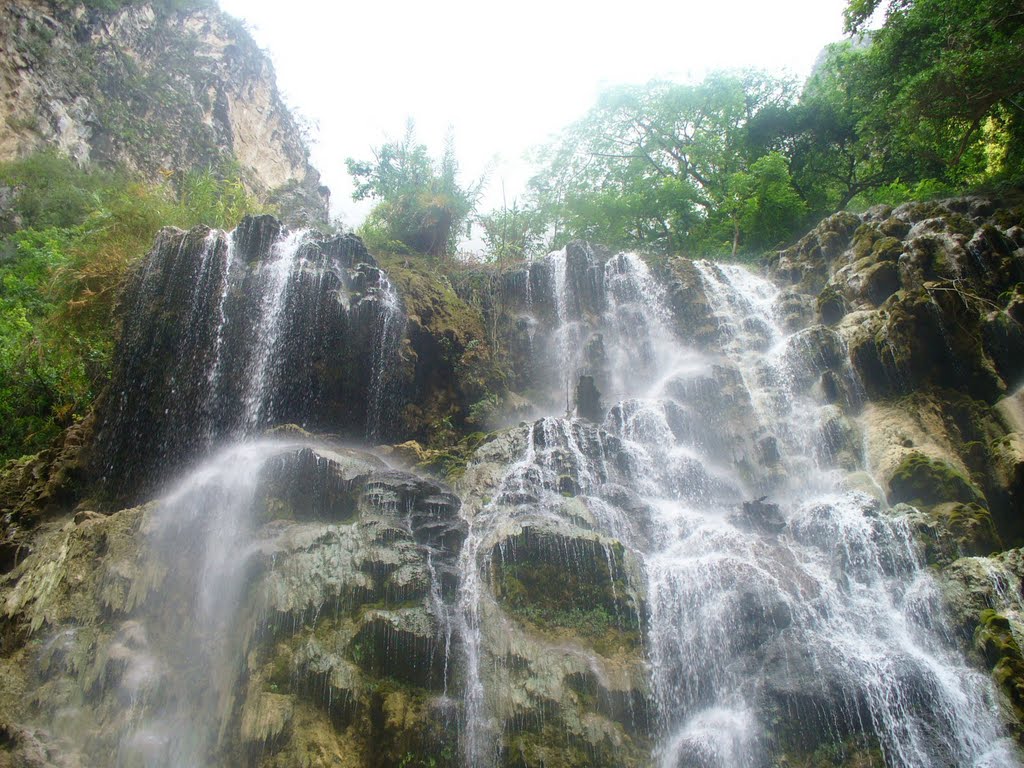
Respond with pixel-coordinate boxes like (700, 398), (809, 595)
(44, 225), (1017, 767)
(116, 442), (292, 767)
(239, 228), (310, 431)
(366, 272), (406, 443)
(98, 219), (404, 500)
(455, 247), (1018, 767)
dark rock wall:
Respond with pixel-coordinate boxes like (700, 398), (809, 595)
(94, 216), (397, 502)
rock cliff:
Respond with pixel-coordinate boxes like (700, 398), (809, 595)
(1, 196), (1024, 766)
(0, 0), (328, 223)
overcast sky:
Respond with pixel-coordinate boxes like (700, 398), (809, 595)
(218, 0), (850, 229)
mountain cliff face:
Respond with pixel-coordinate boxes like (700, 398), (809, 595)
(1, 197), (1023, 767)
(0, 0), (328, 223)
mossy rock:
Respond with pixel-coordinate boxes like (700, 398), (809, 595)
(861, 260), (901, 305)
(880, 217), (911, 239)
(993, 205), (1024, 231)
(376, 253), (508, 449)
(850, 224), (882, 261)
(932, 501), (1002, 556)
(870, 235), (904, 262)
(501, 719), (645, 768)
(887, 451), (986, 509)
(490, 532), (642, 655)
(773, 735), (885, 768)
(816, 285), (846, 325)
(974, 609), (1024, 738)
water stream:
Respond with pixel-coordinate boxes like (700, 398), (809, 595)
(456, 249), (1018, 766)
(79, 230), (1020, 767)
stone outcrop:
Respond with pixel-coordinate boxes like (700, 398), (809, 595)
(0, 442), (466, 767)
(454, 420), (652, 766)
(766, 195), (1024, 742)
(0, 0), (328, 224)
(2, 195), (1024, 765)
(767, 196), (1024, 548)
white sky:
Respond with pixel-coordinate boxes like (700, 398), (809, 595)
(218, 0), (850, 230)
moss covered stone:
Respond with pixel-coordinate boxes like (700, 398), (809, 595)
(887, 451), (986, 509)
(377, 254), (507, 450)
(932, 501), (1002, 556)
(975, 609), (1024, 737)
(490, 532), (641, 655)
(816, 285), (846, 325)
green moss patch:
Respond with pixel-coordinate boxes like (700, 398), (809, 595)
(491, 533), (641, 655)
(377, 254), (507, 449)
(933, 502), (1002, 556)
(975, 609), (1024, 738)
(888, 451), (986, 509)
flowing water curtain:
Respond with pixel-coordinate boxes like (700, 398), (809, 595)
(95, 220), (406, 501)
(454, 245), (1018, 767)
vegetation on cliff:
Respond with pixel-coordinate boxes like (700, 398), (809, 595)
(0, 2), (1021, 762)
(0, 152), (266, 461)
(347, 123), (483, 258)
(396, 0), (1018, 261)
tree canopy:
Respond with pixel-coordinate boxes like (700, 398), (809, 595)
(346, 122), (483, 258)
(526, 72), (801, 256)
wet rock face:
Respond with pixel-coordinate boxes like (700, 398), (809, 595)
(769, 196), (1024, 548)
(0, 443), (467, 768)
(468, 242), (676, 420)
(94, 217), (403, 502)
(454, 420), (653, 766)
(768, 197), (1024, 403)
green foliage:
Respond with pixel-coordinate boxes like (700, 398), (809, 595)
(724, 152), (807, 254)
(347, 121), (483, 257)
(477, 199), (544, 263)
(527, 71), (802, 256)
(177, 167), (266, 230)
(842, 0), (1024, 183)
(0, 228), (83, 457)
(0, 152), (267, 461)
(847, 178), (956, 211)
(0, 152), (120, 229)
(521, 1), (1022, 256)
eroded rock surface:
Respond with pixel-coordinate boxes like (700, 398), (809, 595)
(0, 0), (328, 224)
(0, 441), (467, 767)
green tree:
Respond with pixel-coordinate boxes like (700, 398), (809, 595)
(346, 121), (483, 257)
(844, 0), (1024, 181)
(477, 197), (544, 263)
(0, 152), (267, 461)
(747, 41), (925, 214)
(724, 152), (808, 255)
(528, 71), (799, 255)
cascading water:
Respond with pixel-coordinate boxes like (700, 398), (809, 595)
(35, 218), (1018, 767)
(240, 228), (311, 431)
(366, 274), (406, 443)
(456, 247), (1019, 766)
(115, 441), (292, 767)
(98, 219), (405, 500)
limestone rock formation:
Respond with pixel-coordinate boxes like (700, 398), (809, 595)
(0, 0), (328, 224)
(0, 441), (466, 767)
(767, 196), (1024, 548)
(3, 196), (1024, 766)
(765, 195), (1024, 743)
